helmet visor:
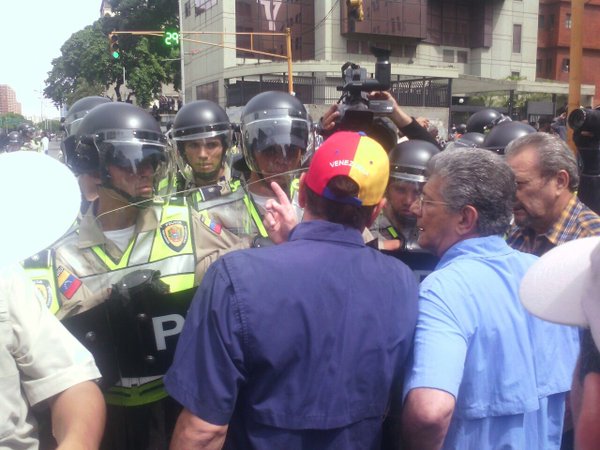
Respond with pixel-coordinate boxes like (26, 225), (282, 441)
(172, 123), (231, 143)
(242, 118), (311, 173)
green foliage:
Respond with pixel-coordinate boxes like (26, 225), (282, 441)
(44, 0), (180, 110)
(0, 113), (26, 130)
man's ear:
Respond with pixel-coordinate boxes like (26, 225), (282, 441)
(298, 173), (307, 209)
(365, 198), (386, 229)
(457, 204), (478, 236)
(555, 169), (570, 193)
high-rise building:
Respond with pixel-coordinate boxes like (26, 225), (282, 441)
(537, 0), (600, 103)
(179, 0), (540, 106)
(0, 85), (22, 115)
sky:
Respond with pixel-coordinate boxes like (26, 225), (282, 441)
(0, 1), (100, 120)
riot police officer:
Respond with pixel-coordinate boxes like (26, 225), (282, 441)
(237, 90), (314, 241)
(482, 121), (536, 155)
(18, 123), (42, 151)
(62, 96), (112, 213)
(466, 108), (511, 134)
(374, 139), (440, 281)
(32, 102), (246, 450)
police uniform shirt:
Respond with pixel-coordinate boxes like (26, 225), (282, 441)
(53, 203), (249, 319)
(0, 264), (100, 449)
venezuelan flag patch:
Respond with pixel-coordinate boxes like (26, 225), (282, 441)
(199, 213), (222, 235)
(56, 266), (82, 300)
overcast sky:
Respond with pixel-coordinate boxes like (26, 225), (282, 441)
(1, 1), (100, 119)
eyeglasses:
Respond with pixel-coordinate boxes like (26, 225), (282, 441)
(415, 193), (450, 212)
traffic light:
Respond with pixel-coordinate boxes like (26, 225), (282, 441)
(164, 29), (179, 47)
(347, 0), (364, 22)
(109, 33), (120, 59)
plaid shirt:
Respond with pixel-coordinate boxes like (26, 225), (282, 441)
(507, 194), (600, 256)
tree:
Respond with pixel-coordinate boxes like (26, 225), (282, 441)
(44, 0), (180, 110)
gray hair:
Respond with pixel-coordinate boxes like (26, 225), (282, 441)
(427, 148), (515, 236)
(505, 132), (579, 191)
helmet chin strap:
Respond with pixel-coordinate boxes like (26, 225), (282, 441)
(100, 182), (154, 209)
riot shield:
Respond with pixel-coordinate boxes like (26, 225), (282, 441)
(105, 269), (196, 378)
(61, 302), (120, 388)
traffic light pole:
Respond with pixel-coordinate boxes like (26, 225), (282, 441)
(108, 28), (295, 94)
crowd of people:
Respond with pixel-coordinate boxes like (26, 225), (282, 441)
(2, 89), (600, 450)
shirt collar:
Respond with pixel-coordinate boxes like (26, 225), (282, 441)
(288, 220), (365, 247)
(437, 235), (511, 270)
(543, 194), (580, 246)
(78, 204), (160, 249)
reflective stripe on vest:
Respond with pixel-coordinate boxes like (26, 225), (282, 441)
(386, 225), (399, 239)
(23, 251), (61, 314)
(87, 203), (196, 294)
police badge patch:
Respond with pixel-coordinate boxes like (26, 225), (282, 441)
(160, 220), (189, 252)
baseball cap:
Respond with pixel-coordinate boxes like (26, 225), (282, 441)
(0, 151), (80, 268)
(304, 131), (389, 206)
(520, 236), (600, 351)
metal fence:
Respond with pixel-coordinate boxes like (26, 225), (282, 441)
(225, 74), (451, 108)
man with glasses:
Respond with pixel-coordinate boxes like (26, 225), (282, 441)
(505, 132), (600, 449)
(401, 148), (575, 450)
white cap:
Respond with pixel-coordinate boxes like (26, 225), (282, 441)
(520, 236), (600, 351)
(0, 151), (80, 267)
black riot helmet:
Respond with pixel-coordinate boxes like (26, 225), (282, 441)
(445, 132), (486, 151)
(64, 96), (112, 137)
(62, 96), (112, 174)
(482, 121), (536, 155)
(171, 100), (232, 173)
(240, 91), (313, 175)
(6, 131), (22, 152)
(389, 139), (440, 183)
(466, 109), (511, 133)
(73, 102), (167, 204)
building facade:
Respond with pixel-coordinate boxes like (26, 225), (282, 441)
(179, 0), (539, 106)
(537, 0), (600, 104)
(0, 85), (22, 115)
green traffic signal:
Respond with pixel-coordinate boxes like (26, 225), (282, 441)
(110, 33), (120, 59)
(164, 30), (179, 47)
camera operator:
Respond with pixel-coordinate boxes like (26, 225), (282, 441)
(318, 91), (441, 151)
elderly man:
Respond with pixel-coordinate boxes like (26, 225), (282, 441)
(401, 148), (574, 450)
(505, 132), (600, 254)
(165, 131), (419, 450)
(505, 132), (600, 448)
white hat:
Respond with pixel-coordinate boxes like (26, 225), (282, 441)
(0, 151), (80, 267)
(520, 236), (600, 351)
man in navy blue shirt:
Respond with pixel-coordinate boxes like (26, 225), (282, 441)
(164, 131), (419, 450)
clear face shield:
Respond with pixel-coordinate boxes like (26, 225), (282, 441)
(242, 115), (313, 178)
(171, 129), (232, 189)
(91, 129), (169, 206)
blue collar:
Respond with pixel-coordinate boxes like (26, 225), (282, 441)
(288, 220), (365, 247)
(437, 235), (512, 270)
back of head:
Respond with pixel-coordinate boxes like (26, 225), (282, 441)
(427, 148), (515, 236)
(466, 108), (509, 134)
(482, 121), (536, 155)
(74, 102), (167, 203)
(505, 132), (579, 191)
(240, 91), (313, 174)
(389, 139), (440, 183)
(303, 131), (389, 229)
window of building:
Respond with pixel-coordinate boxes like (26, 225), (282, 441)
(537, 59), (542, 76)
(513, 24), (522, 53)
(539, 15), (545, 29)
(347, 40), (359, 54)
(546, 58), (553, 76)
(511, 71), (521, 78)
(443, 49), (455, 63)
(565, 13), (572, 29)
(549, 14), (555, 27)
(562, 58), (570, 72)
(457, 50), (468, 63)
(184, 0), (191, 17)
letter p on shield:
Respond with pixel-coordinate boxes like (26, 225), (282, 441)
(152, 314), (185, 351)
